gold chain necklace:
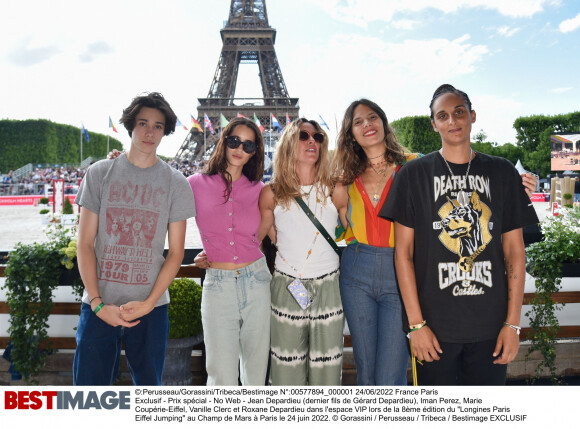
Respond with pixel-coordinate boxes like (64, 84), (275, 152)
(368, 151), (386, 160)
(368, 159), (388, 175)
(302, 184), (321, 217)
(367, 162), (391, 203)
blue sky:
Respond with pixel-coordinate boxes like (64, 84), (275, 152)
(1, 0), (579, 160)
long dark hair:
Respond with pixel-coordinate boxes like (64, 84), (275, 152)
(332, 99), (406, 185)
(204, 117), (265, 201)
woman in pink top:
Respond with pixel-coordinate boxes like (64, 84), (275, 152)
(188, 117), (271, 386)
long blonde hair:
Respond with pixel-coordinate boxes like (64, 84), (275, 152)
(332, 99), (407, 185)
(271, 118), (334, 209)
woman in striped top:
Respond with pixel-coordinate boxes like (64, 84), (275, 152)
(331, 99), (417, 386)
(331, 98), (537, 386)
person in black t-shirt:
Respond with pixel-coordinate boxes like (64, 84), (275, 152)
(381, 84), (539, 385)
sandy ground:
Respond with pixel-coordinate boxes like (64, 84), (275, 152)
(0, 204), (202, 251)
(0, 202), (551, 251)
(551, 155), (580, 171)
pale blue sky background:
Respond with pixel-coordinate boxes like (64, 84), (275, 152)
(1, 0), (579, 159)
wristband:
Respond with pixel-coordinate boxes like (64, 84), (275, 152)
(93, 302), (104, 315)
(409, 320), (426, 332)
(90, 296), (102, 304)
(503, 322), (521, 335)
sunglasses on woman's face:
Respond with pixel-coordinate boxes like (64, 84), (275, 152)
(299, 130), (324, 143)
(225, 135), (257, 153)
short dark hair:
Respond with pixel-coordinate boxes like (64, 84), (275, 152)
(119, 92), (177, 137)
(429, 84), (472, 119)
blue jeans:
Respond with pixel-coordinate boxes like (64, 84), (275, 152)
(73, 303), (169, 386)
(340, 243), (409, 385)
(202, 257), (271, 385)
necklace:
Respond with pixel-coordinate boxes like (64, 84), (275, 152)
(439, 147), (473, 202)
(366, 162), (392, 203)
(279, 194), (321, 278)
(368, 158), (388, 175)
(277, 231), (320, 278)
(302, 184), (314, 201)
(368, 151), (386, 160)
(302, 184), (321, 217)
(372, 173), (388, 203)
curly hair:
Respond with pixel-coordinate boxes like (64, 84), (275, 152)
(203, 117), (265, 201)
(119, 92), (177, 137)
(270, 118), (334, 209)
(331, 99), (407, 185)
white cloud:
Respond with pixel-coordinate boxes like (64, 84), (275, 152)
(479, 0), (560, 18)
(559, 12), (580, 33)
(497, 26), (521, 38)
(7, 39), (61, 67)
(307, 0), (559, 27)
(287, 33), (489, 93)
(385, 34), (490, 80)
(550, 87), (574, 94)
(281, 32), (490, 147)
(79, 41), (115, 63)
(392, 19), (419, 30)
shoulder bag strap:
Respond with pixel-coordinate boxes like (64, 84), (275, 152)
(294, 196), (341, 255)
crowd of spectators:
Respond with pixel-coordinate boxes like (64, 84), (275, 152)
(0, 159), (207, 196)
(1, 166), (85, 196)
(166, 159), (206, 177)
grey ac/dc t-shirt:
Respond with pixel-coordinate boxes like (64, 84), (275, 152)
(76, 154), (195, 307)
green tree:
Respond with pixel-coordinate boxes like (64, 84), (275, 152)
(514, 112), (580, 153)
(526, 128), (553, 177)
(513, 112), (580, 175)
(0, 119), (124, 172)
(473, 129), (488, 144)
(493, 143), (525, 166)
(471, 141), (494, 155)
(391, 115), (441, 154)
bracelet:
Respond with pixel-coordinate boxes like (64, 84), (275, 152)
(89, 296), (102, 304)
(93, 303), (105, 315)
(503, 322), (521, 335)
(409, 320), (427, 332)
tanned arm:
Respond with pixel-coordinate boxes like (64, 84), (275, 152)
(493, 227), (525, 364)
(394, 222), (443, 362)
(257, 184), (277, 243)
(331, 181), (349, 230)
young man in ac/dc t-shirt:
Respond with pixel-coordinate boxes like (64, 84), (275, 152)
(73, 93), (195, 386)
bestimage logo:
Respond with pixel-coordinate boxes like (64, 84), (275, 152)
(4, 391), (130, 410)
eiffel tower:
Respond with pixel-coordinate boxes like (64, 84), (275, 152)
(175, 0), (299, 161)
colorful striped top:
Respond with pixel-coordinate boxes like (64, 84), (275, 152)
(336, 153), (420, 247)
